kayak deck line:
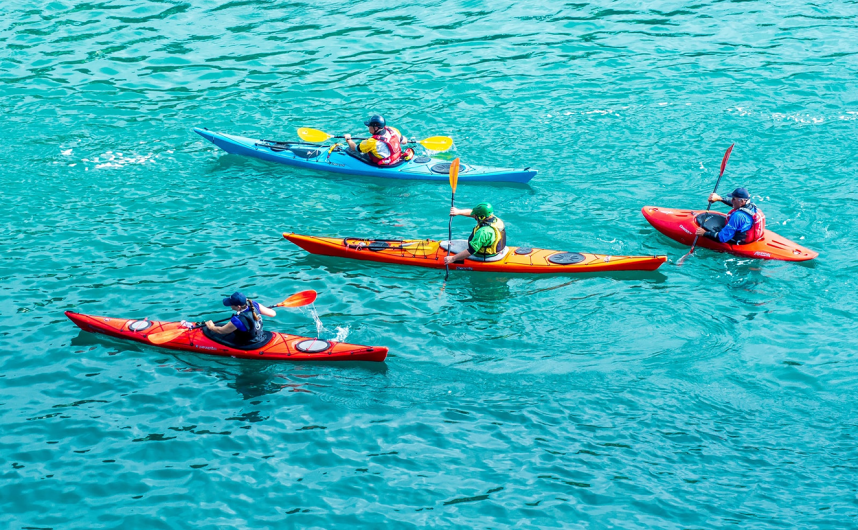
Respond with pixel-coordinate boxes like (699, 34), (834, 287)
(284, 233), (667, 273)
(193, 127), (537, 184)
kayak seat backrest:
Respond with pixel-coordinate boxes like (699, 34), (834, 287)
(343, 148), (409, 168)
(465, 246), (510, 262)
(202, 326), (274, 350)
(439, 239), (469, 254)
(696, 213), (727, 231)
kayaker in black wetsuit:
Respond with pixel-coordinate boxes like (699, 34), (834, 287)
(206, 292), (276, 346)
(343, 115), (413, 165)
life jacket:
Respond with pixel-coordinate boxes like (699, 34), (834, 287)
(367, 126), (402, 166)
(233, 302), (265, 344)
(468, 216), (506, 257)
(729, 203), (765, 244)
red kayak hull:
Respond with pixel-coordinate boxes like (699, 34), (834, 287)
(66, 311), (388, 362)
(641, 206), (818, 261)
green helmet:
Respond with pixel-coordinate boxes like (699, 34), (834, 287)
(472, 202), (493, 219)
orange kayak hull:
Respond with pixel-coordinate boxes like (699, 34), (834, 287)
(283, 233), (667, 273)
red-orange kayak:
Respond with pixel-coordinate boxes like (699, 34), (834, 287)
(641, 206), (818, 261)
(66, 311), (388, 362)
(283, 233), (667, 273)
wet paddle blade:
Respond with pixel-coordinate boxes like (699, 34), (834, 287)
(420, 136), (453, 152)
(276, 290), (317, 308)
(449, 158), (460, 194)
(297, 128), (332, 143)
(720, 143), (735, 177)
(148, 328), (189, 345)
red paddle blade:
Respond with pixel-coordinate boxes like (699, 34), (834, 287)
(148, 328), (189, 345)
(720, 144), (734, 176)
(276, 290), (317, 308)
(449, 158), (460, 194)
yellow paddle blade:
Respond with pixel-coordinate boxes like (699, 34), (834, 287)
(148, 328), (189, 345)
(297, 128), (332, 143)
(274, 290), (317, 308)
(419, 136), (453, 152)
(449, 158), (460, 194)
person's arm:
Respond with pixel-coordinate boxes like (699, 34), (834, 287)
(444, 248), (472, 264)
(450, 207), (474, 218)
(344, 133), (358, 151)
(206, 320), (237, 334)
(708, 193), (733, 207)
(393, 127), (407, 144)
(258, 304), (276, 318)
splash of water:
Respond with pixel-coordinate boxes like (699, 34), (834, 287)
(306, 306), (350, 342)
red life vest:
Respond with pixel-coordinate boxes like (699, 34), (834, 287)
(369, 127), (402, 166)
(729, 203), (766, 244)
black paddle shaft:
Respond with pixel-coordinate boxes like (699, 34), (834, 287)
(445, 192), (455, 281)
(687, 144), (735, 255)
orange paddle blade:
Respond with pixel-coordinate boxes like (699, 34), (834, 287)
(449, 158), (460, 194)
(148, 328), (189, 345)
(275, 290), (317, 308)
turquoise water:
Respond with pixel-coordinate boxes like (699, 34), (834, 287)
(2, 0), (858, 527)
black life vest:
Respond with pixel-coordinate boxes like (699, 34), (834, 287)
(233, 304), (265, 344)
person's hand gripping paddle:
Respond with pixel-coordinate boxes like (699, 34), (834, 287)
(147, 290), (317, 345)
(678, 144), (735, 266)
(444, 158), (461, 282)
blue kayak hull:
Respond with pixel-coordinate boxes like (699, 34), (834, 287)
(193, 127), (536, 183)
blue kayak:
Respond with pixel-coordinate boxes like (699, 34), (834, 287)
(193, 128), (536, 184)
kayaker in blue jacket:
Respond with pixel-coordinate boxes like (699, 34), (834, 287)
(695, 187), (766, 244)
(206, 292), (276, 345)
(444, 202), (507, 264)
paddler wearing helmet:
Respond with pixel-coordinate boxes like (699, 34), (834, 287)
(343, 114), (413, 166)
(444, 202), (507, 265)
(695, 187), (766, 244)
(205, 291), (277, 346)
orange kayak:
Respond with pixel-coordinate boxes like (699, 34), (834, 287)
(642, 206), (818, 261)
(66, 311), (388, 362)
(283, 233), (667, 273)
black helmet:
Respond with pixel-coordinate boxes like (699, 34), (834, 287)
(363, 115), (385, 128)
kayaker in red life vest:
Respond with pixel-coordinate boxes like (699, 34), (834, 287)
(205, 292), (276, 345)
(695, 187), (766, 244)
(444, 202), (507, 264)
(343, 115), (412, 166)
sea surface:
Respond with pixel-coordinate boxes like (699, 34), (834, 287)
(2, 0), (857, 528)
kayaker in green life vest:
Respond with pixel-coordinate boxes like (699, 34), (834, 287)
(444, 202), (507, 265)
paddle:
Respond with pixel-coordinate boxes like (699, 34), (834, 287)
(297, 127), (454, 152)
(678, 144), (735, 265)
(444, 158), (461, 282)
(147, 290), (318, 345)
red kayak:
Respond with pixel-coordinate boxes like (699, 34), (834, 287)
(641, 206), (818, 261)
(66, 311), (388, 362)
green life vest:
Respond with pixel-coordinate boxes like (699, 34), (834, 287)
(468, 216), (506, 257)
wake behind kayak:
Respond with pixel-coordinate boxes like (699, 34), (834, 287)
(193, 127), (536, 184)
